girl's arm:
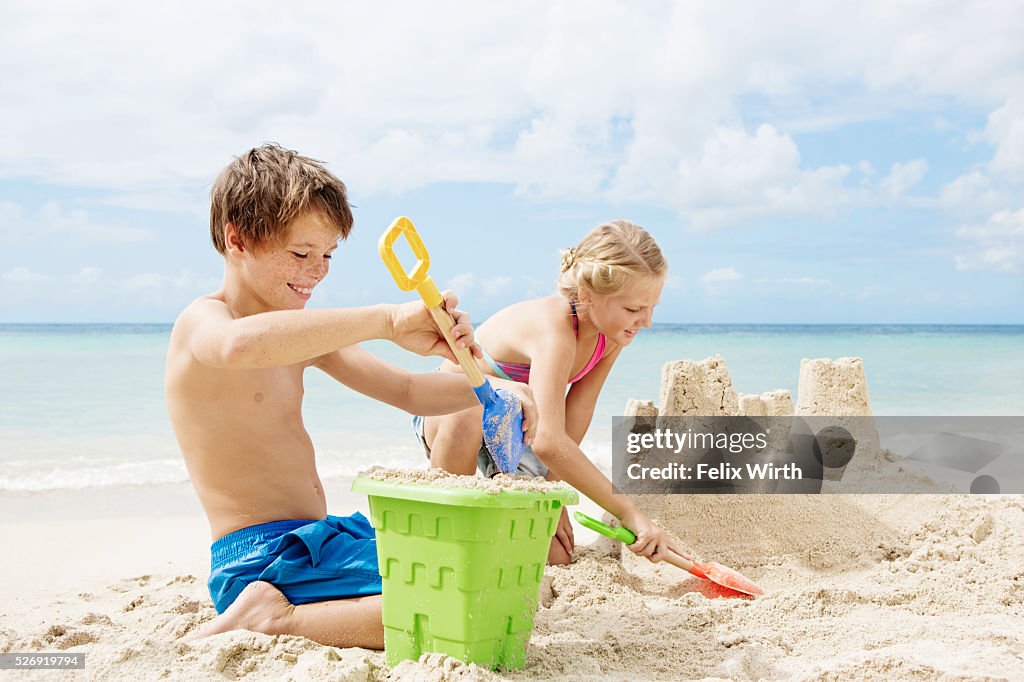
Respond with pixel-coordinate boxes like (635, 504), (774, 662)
(526, 331), (673, 561)
(562, 345), (622, 446)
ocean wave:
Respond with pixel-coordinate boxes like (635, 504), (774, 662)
(0, 458), (190, 492)
(0, 439), (614, 492)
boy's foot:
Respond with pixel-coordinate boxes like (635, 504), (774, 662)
(186, 581), (293, 640)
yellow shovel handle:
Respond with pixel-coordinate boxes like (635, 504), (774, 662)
(378, 216), (486, 387)
(378, 216), (442, 307)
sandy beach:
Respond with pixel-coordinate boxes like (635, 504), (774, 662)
(3, 0), (1023, 676)
(2, 475), (1022, 681)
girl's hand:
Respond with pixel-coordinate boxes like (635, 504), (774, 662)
(548, 506), (575, 564)
(489, 377), (538, 446)
(620, 511), (672, 563)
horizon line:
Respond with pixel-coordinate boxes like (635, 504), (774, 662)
(2, 321), (1023, 328)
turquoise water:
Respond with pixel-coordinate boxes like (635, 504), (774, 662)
(1, 323), (1021, 491)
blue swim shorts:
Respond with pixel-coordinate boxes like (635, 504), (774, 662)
(208, 513), (382, 614)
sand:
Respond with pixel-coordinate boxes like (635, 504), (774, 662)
(360, 467), (572, 495)
(2, 479), (1022, 680)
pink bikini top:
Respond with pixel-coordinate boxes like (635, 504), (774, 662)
(484, 300), (607, 385)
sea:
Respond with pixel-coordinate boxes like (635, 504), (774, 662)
(1, 323), (1022, 492)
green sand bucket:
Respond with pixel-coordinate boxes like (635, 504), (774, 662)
(351, 477), (578, 670)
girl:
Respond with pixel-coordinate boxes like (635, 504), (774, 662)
(414, 220), (679, 565)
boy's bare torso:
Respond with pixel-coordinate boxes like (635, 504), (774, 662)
(166, 297), (327, 541)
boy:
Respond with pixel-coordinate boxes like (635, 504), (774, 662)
(165, 144), (534, 648)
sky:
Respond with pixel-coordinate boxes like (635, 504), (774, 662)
(0, 1), (1021, 324)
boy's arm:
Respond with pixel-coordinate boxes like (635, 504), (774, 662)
(186, 299), (390, 368)
(185, 293), (477, 369)
(313, 345), (479, 415)
(315, 349), (538, 438)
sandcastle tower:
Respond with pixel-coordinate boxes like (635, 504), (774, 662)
(619, 398), (660, 471)
(616, 399), (661, 495)
(796, 357), (872, 416)
(658, 354), (738, 416)
(739, 389), (794, 450)
(795, 357), (878, 486)
(623, 398), (658, 424)
(738, 389), (793, 417)
(738, 393), (767, 416)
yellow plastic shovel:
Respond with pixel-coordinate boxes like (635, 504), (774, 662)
(379, 216), (527, 473)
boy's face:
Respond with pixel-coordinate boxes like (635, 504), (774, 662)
(240, 212), (340, 311)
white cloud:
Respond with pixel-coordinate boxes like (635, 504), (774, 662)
(700, 266), (743, 295)
(0, 200), (155, 245)
(664, 275), (686, 292)
(0, 2), (1020, 228)
(754, 276), (833, 288)
(447, 273), (476, 296)
(446, 272), (513, 298)
(2, 267), (53, 283)
(854, 284), (887, 301)
(986, 95), (1024, 180)
(654, 124), (852, 231)
(936, 94), (1023, 245)
(0, 266), (220, 316)
(941, 93), (1024, 196)
(75, 267), (104, 284)
(954, 209), (1024, 273)
(520, 275), (549, 299)
(880, 159), (928, 200)
(940, 170), (1002, 212)
(482, 277), (513, 297)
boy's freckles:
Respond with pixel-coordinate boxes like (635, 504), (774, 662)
(235, 211), (343, 313)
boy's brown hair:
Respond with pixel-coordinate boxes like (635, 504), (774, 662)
(210, 143), (354, 254)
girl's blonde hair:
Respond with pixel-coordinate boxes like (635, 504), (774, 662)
(556, 220), (667, 300)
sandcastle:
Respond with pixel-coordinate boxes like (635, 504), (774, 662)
(625, 354), (870, 434)
(614, 352), (888, 569)
(623, 354), (880, 503)
(634, 355), (877, 414)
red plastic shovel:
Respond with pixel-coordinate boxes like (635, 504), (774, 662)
(574, 511), (765, 596)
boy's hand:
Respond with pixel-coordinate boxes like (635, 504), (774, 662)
(619, 510), (679, 564)
(488, 378), (538, 446)
(388, 291), (482, 361)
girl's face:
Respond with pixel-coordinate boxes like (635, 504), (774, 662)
(582, 275), (664, 347)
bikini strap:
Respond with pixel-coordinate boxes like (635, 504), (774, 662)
(568, 332), (607, 384)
